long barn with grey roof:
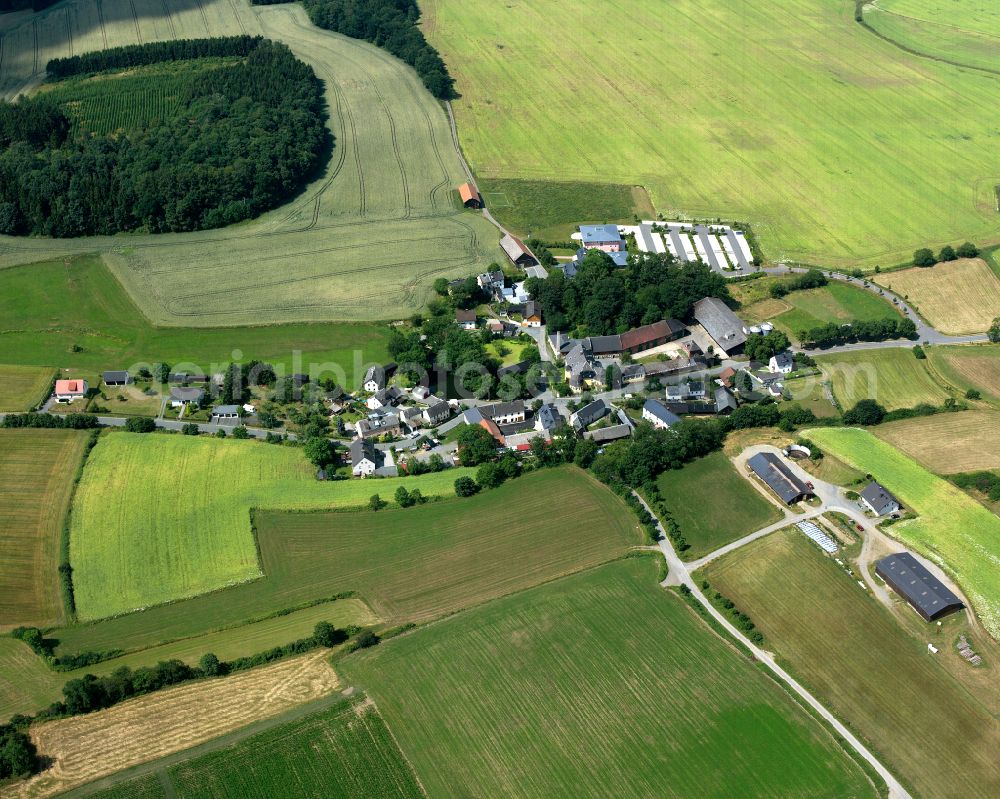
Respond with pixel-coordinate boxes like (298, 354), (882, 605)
(746, 452), (813, 504)
(693, 297), (747, 355)
(875, 552), (963, 621)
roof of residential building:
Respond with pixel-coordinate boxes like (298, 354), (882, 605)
(455, 309), (477, 323)
(523, 300), (542, 319)
(350, 438), (378, 466)
(572, 399), (609, 430)
(860, 481), (900, 514)
(587, 334), (622, 356)
(693, 297), (747, 351)
(579, 224), (623, 244)
(620, 319), (680, 351)
(213, 404), (240, 415)
(747, 452), (812, 504)
(425, 399), (450, 418)
(478, 400), (525, 420)
(714, 387), (738, 413)
(525, 265), (549, 279)
(536, 403), (564, 431)
(770, 350), (794, 370)
(170, 387), (204, 402)
(643, 399), (681, 427)
(55, 379), (86, 394)
(364, 364), (384, 385)
(102, 370), (129, 382)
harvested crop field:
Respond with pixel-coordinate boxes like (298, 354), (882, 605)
(342, 557), (878, 798)
(62, 696), (422, 799)
(0, 428), (90, 629)
(426, 0), (1000, 267)
(1, 652), (340, 799)
(58, 466), (634, 658)
(873, 410), (1000, 474)
(817, 348), (952, 410)
(702, 528), (1000, 798)
(808, 428), (1000, 638)
(0, 0), (498, 324)
(928, 343), (1000, 404)
(655, 451), (783, 560)
(69, 434), (469, 620)
(0, 364), (54, 412)
(875, 259), (1000, 335)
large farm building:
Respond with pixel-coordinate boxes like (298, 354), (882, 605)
(875, 552), (964, 622)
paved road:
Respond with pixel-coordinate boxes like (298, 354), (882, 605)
(633, 488), (912, 799)
(766, 266), (989, 351)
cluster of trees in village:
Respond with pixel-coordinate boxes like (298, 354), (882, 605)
(0, 41), (327, 236)
(250, 0), (455, 98)
(768, 268), (827, 298)
(743, 329), (790, 361)
(525, 250), (732, 335)
(797, 316), (917, 348)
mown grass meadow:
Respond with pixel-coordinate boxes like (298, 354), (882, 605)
(808, 427), (1000, 637)
(703, 529), (1000, 798)
(342, 557), (879, 798)
(817, 347), (953, 410)
(655, 451), (782, 560)
(0, 364), (55, 412)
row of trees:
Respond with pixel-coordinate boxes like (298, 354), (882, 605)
(913, 241), (977, 267)
(525, 250), (732, 335)
(0, 41), (328, 236)
(1, 413), (100, 429)
(798, 317), (917, 348)
(289, 0), (456, 98)
(46, 35), (265, 78)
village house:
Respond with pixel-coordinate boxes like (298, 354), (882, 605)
(477, 269), (506, 301)
(476, 400), (526, 426)
(456, 309), (477, 330)
(458, 182), (483, 209)
(570, 399), (609, 433)
(423, 398), (451, 426)
(211, 404), (240, 421)
(769, 350), (795, 374)
(570, 247), (629, 270)
(169, 386), (204, 408)
(350, 438), (381, 477)
(522, 301), (543, 327)
(534, 403), (565, 434)
(860, 481), (901, 517)
(356, 413), (401, 439)
(399, 406), (424, 430)
(55, 379), (88, 403)
(579, 224), (624, 252)
(642, 399), (681, 430)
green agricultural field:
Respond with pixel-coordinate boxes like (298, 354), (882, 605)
(863, 0), (1000, 72)
(655, 451), (783, 560)
(0, 0), (499, 324)
(69, 434), (471, 620)
(927, 343), (1000, 404)
(0, 637), (64, 723)
(71, 696), (423, 799)
(0, 255), (389, 387)
(817, 347), (952, 410)
(478, 178), (655, 241)
(425, 0), (1000, 268)
(342, 557), (879, 798)
(0, 363), (54, 411)
(702, 529), (1000, 797)
(56, 465), (633, 659)
(0, 428), (90, 629)
(808, 427), (1000, 638)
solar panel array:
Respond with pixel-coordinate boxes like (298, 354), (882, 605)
(797, 521), (838, 553)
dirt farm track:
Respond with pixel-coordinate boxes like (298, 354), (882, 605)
(0, 0), (499, 325)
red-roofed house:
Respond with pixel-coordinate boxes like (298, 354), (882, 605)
(55, 379), (88, 402)
(478, 417), (505, 445)
(458, 182), (483, 209)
